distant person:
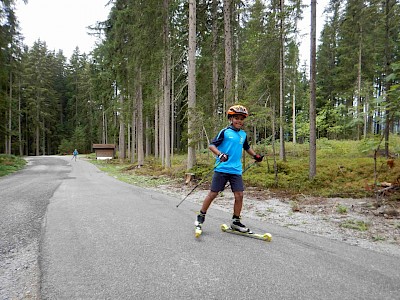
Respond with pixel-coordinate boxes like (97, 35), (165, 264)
(72, 149), (78, 161)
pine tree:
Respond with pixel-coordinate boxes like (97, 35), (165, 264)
(187, 0), (196, 170)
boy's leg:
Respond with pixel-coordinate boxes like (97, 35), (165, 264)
(229, 174), (245, 216)
(196, 172), (227, 226)
(231, 192), (249, 232)
(233, 191), (244, 216)
(201, 171), (228, 214)
(230, 175), (250, 232)
(195, 191), (218, 226)
(200, 191), (219, 213)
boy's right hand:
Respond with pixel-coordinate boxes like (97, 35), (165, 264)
(253, 154), (264, 162)
(218, 153), (229, 162)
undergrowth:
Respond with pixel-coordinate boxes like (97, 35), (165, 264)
(1, 138), (398, 199)
(90, 137), (400, 199)
(0, 154), (26, 177)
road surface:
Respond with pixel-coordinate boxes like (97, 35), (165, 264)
(1, 156), (399, 299)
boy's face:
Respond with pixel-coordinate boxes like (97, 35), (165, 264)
(230, 114), (246, 129)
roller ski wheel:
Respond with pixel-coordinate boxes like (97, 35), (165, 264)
(194, 212), (206, 238)
(220, 224), (272, 242)
(195, 225), (202, 238)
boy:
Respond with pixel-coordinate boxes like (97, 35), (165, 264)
(72, 149), (78, 161)
(195, 105), (263, 233)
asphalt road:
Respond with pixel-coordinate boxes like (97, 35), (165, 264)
(1, 156), (400, 299)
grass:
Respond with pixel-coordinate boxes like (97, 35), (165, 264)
(246, 136), (400, 198)
(0, 154), (26, 177)
(336, 204), (348, 214)
(372, 235), (386, 242)
(340, 220), (370, 231)
(90, 157), (179, 188)
(85, 137), (400, 199)
(2, 137), (399, 200)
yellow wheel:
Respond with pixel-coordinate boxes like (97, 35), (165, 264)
(263, 233), (272, 242)
(221, 224), (229, 232)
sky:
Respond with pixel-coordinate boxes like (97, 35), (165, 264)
(298, 0), (329, 67)
(16, 0), (111, 58)
(16, 0), (328, 63)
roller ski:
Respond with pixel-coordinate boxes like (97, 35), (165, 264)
(194, 212), (206, 238)
(221, 217), (272, 242)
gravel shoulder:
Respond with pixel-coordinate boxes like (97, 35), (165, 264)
(158, 183), (400, 257)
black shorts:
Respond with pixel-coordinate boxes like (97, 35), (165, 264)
(210, 171), (244, 192)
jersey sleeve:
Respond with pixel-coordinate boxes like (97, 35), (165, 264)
(210, 128), (226, 147)
(243, 136), (250, 151)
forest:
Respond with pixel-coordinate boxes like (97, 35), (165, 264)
(1, 0), (400, 175)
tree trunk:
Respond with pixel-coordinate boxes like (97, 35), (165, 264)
(187, 0), (197, 170)
(7, 71), (12, 154)
(357, 29), (362, 140)
(292, 83), (296, 144)
(145, 116), (150, 157)
(309, 0), (317, 179)
(384, 0), (393, 157)
(154, 101), (159, 159)
(163, 0), (171, 168)
(131, 107), (136, 164)
(212, 0), (219, 129)
(36, 123), (40, 156)
(119, 94), (126, 159)
(171, 61), (175, 160)
(102, 100), (107, 144)
(234, 5), (239, 103)
(363, 96), (368, 138)
(127, 124), (131, 160)
(36, 94), (40, 156)
(223, 0), (233, 109)
(18, 77), (23, 156)
(159, 74), (165, 167)
(271, 101), (278, 186)
(279, 0), (286, 161)
(136, 67), (144, 166)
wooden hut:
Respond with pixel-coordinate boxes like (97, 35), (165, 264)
(92, 144), (115, 160)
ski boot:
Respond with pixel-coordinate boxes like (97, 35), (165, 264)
(230, 216), (252, 233)
(194, 212), (206, 238)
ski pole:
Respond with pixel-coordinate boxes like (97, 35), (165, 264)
(176, 161), (222, 208)
(243, 160), (258, 173)
(222, 155), (264, 191)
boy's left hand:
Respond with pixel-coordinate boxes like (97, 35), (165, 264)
(253, 154), (263, 162)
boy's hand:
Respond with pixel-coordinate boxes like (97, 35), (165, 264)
(253, 154), (263, 162)
(218, 153), (229, 162)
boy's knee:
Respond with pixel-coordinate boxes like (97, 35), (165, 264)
(234, 191), (243, 199)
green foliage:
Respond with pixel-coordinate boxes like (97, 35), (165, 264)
(243, 139), (400, 198)
(88, 139), (400, 199)
(358, 136), (383, 154)
(71, 126), (87, 153)
(58, 139), (73, 155)
(0, 154), (26, 177)
(157, 140), (396, 197)
(358, 135), (400, 156)
(340, 220), (369, 231)
(56, 126), (87, 155)
(316, 0), (400, 140)
(336, 204), (348, 214)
